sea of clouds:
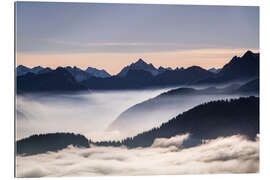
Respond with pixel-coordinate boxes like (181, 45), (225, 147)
(16, 134), (259, 177)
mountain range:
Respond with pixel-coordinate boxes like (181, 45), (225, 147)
(116, 58), (176, 76)
(16, 65), (111, 81)
(16, 67), (88, 93)
(108, 79), (259, 135)
(16, 50), (259, 93)
(16, 65), (52, 76)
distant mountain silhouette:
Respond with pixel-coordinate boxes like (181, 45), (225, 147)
(151, 66), (214, 86)
(81, 65), (213, 90)
(16, 65), (34, 76)
(16, 133), (90, 156)
(194, 51), (259, 84)
(65, 66), (93, 82)
(85, 67), (111, 78)
(117, 58), (159, 77)
(16, 65), (111, 79)
(96, 96), (259, 148)
(158, 66), (173, 74)
(16, 50), (260, 91)
(16, 65), (52, 76)
(17, 67), (88, 93)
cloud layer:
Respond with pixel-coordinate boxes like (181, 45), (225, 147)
(16, 134), (259, 177)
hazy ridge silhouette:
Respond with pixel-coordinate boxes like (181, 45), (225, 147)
(16, 50), (259, 92)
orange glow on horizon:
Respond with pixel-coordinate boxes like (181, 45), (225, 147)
(16, 48), (259, 75)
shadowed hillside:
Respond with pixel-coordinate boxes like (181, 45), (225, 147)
(108, 82), (258, 133)
(97, 96), (259, 148)
(194, 51), (259, 85)
(16, 133), (90, 156)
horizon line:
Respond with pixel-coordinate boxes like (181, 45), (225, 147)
(16, 49), (259, 75)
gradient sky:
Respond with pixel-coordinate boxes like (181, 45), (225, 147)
(16, 2), (259, 74)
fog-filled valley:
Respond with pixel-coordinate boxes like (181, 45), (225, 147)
(16, 84), (253, 141)
(16, 88), (176, 141)
(108, 93), (247, 136)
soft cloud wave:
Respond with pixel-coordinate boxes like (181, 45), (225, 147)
(16, 134), (259, 177)
(151, 134), (190, 148)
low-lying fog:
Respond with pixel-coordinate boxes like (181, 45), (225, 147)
(16, 87), (247, 141)
(16, 88), (173, 141)
(16, 134), (259, 177)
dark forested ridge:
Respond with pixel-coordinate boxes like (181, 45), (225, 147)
(96, 96), (259, 148)
(108, 81), (258, 132)
(16, 133), (90, 156)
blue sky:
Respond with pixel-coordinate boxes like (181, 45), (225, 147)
(15, 2), (259, 74)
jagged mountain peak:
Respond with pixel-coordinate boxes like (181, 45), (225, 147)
(132, 58), (152, 67)
(135, 58), (147, 64)
(117, 58), (159, 77)
(242, 50), (255, 58)
(17, 65), (30, 70)
(85, 66), (111, 78)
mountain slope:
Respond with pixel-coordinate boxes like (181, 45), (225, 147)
(85, 67), (111, 78)
(107, 82), (258, 135)
(208, 68), (221, 74)
(157, 66), (173, 74)
(98, 96), (259, 148)
(195, 51), (259, 84)
(16, 65), (33, 76)
(65, 66), (93, 82)
(152, 66), (214, 86)
(117, 58), (159, 77)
